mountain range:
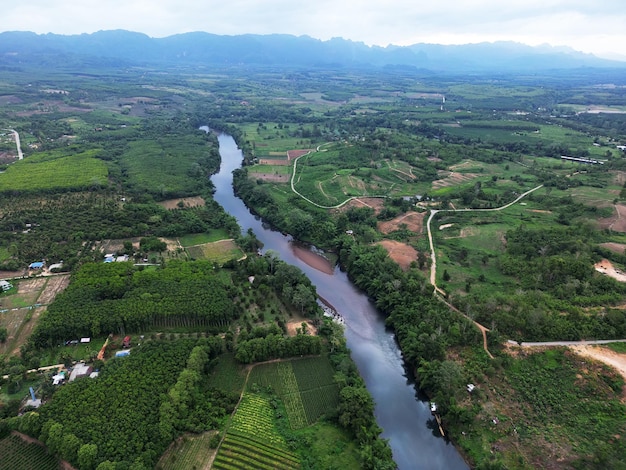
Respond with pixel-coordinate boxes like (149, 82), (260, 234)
(0, 30), (624, 73)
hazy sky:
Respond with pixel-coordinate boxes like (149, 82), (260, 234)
(1, 0), (625, 59)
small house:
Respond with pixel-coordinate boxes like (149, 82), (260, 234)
(122, 335), (131, 348)
(115, 350), (130, 358)
(29, 261), (45, 269)
(0, 280), (12, 291)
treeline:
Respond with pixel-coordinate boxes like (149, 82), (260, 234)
(318, 320), (396, 469)
(235, 333), (321, 363)
(6, 338), (234, 470)
(159, 343), (237, 440)
(339, 241), (481, 366)
(30, 260), (236, 347)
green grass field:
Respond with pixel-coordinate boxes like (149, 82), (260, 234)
(178, 229), (231, 247)
(186, 240), (244, 264)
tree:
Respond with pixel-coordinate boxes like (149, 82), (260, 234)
(77, 444), (98, 470)
(338, 386), (375, 437)
(291, 283), (315, 315)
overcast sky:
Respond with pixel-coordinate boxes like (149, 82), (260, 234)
(1, 0), (625, 59)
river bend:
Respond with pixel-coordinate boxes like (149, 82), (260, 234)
(212, 133), (468, 470)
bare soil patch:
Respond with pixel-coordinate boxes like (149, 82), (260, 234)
(432, 171), (480, 189)
(377, 240), (418, 270)
(18, 277), (47, 294)
(287, 149), (313, 160)
(286, 319), (317, 336)
(37, 274), (70, 305)
(11, 306), (46, 354)
(595, 259), (626, 282)
(291, 245), (334, 275)
(336, 197), (385, 215)
(598, 204), (626, 232)
(600, 242), (626, 254)
(98, 237), (142, 254)
(248, 172), (290, 183)
(0, 269), (26, 279)
(158, 196), (205, 210)
(378, 211), (425, 235)
(570, 345), (626, 393)
(258, 158), (290, 165)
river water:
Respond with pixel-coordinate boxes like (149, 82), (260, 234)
(211, 132), (468, 470)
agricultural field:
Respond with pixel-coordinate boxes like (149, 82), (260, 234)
(215, 393), (301, 469)
(185, 239), (245, 264)
(0, 434), (60, 470)
(0, 150), (108, 193)
(215, 431), (300, 470)
(208, 353), (247, 395)
(156, 431), (217, 470)
(247, 356), (340, 427)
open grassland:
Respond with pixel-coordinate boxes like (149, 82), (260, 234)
(0, 434), (60, 470)
(157, 431), (217, 470)
(178, 229), (231, 247)
(0, 150), (107, 193)
(237, 122), (317, 153)
(186, 239), (244, 264)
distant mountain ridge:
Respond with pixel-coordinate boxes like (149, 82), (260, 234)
(0, 30), (623, 72)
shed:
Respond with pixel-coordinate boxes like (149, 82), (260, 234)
(80, 337), (91, 343)
(0, 280), (12, 291)
(122, 335), (131, 348)
(69, 363), (93, 382)
(115, 350), (130, 357)
(29, 261), (45, 269)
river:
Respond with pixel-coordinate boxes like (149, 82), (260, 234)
(211, 132), (468, 470)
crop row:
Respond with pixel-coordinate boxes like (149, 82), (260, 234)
(230, 393), (286, 446)
(224, 431), (299, 464)
(214, 433), (299, 470)
(277, 362), (308, 429)
(0, 435), (59, 470)
(248, 361), (296, 395)
(291, 356), (336, 391)
(300, 384), (340, 424)
(159, 432), (214, 470)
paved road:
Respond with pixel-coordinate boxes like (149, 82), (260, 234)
(3, 128), (23, 160)
(2, 363), (64, 380)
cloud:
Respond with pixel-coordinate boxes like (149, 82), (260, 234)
(0, 0), (624, 58)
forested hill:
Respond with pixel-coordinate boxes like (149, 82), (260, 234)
(0, 30), (624, 73)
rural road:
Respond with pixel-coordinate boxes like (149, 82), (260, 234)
(507, 339), (626, 347)
(3, 128), (23, 160)
(290, 144), (385, 210)
(427, 184), (544, 292)
(426, 184), (544, 356)
(2, 363), (64, 380)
